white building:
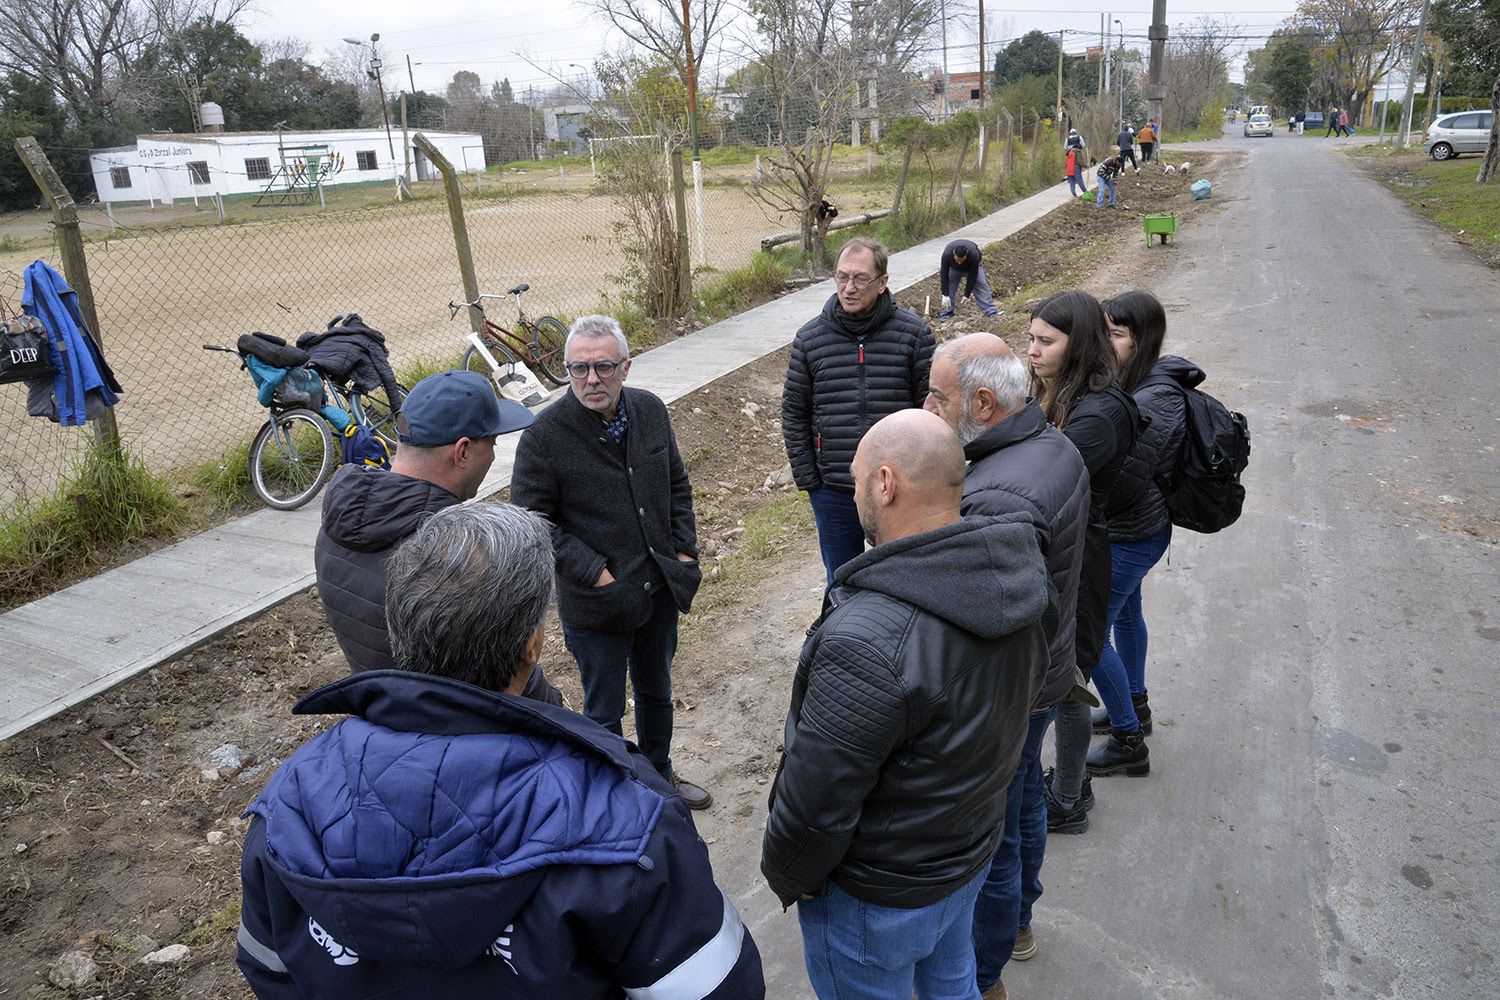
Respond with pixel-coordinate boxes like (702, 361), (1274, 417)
(88, 128), (485, 206)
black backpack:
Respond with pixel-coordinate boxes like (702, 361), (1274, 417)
(1141, 364), (1250, 533)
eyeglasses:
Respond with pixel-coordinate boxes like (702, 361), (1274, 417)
(564, 360), (624, 380)
(834, 272), (880, 289)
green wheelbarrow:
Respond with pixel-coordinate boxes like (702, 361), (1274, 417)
(1143, 214), (1177, 246)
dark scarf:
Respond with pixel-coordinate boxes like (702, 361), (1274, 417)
(831, 289), (897, 339)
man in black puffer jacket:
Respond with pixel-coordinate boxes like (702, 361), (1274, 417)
(783, 237), (934, 589)
(923, 334), (1091, 993)
(314, 370), (561, 705)
(763, 410), (1049, 999)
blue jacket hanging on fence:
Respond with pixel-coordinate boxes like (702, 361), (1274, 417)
(21, 260), (122, 426)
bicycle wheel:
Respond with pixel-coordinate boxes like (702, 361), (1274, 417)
(249, 408), (335, 511)
(357, 384), (406, 449)
(528, 315), (569, 386)
(463, 340), (522, 381)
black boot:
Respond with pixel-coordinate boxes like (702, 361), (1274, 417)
(1133, 692), (1152, 736)
(1086, 727), (1150, 777)
(1092, 692), (1152, 735)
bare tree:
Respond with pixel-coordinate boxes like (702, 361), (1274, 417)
(1292, 0), (1420, 121)
(745, 0), (863, 265)
(0, 0), (250, 119)
(1161, 16), (1237, 130)
(582, 0), (729, 91)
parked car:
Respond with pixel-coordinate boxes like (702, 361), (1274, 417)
(1303, 111), (1325, 131)
(1424, 110), (1494, 160)
(1243, 114), (1274, 138)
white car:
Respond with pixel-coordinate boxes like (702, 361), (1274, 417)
(1424, 110), (1493, 160)
(1243, 114), (1274, 138)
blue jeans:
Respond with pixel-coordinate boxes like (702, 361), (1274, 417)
(1067, 173), (1086, 196)
(808, 487), (866, 588)
(1092, 526), (1172, 733)
(941, 269), (998, 318)
(1096, 176), (1116, 207)
(561, 588), (678, 774)
(972, 707), (1053, 990)
(798, 869), (986, 1000)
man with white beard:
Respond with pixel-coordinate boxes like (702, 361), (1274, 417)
(923, 333), (1092, 999)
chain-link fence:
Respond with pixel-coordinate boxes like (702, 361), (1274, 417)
(2, 115), (1062, 511)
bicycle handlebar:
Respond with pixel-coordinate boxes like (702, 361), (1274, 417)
(449, 291), (525, 320)
(202, 343), (238, 353)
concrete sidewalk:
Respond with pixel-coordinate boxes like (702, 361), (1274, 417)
(0, 179), (1079, 742)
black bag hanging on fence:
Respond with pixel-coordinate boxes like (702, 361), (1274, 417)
(0, 315), (60, 385)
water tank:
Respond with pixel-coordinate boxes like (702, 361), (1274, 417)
(200, 102), (225, 132)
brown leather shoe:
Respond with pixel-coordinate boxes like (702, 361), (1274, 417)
(980, 980), (1008, 1000)
(668, 771), (712, 810)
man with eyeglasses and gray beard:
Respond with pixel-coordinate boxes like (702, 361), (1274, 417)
(510, 315), (711, 810)
(782, 237), (935, 593)
(923, 333), (1091, 1000)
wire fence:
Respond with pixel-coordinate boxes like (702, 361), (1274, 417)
(1, 115), (1062, 511)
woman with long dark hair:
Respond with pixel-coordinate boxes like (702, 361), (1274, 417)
(1088, 290), (1191, 774)
(1026, 290), (1140, 833)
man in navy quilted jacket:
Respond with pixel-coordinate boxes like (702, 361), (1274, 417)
(782, 238), (934, 590)
(237, 502), (763, 1000)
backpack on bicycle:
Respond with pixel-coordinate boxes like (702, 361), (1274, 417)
(237, 332), (325, 410)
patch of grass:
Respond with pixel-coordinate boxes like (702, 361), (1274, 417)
(0, 235), (24, 253)
(694, 252), (794, 322)
(185, 900), (241, 946)
(396, 350), (470, 387)
(693, 491), (813, 614)
(186, 438), (256, 513)
(0, 442), (184, 607)
(1372, 156), (1500, 247)
(95, 932), (136, 951)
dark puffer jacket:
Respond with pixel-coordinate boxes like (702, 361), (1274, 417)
(1062, 385), (1139, 674)
(762, 515), (1050, 908)
(961, 400), (1091, 710)
(238, 671), (764, 1000)
(1106, 356), (1193, 542)
(313, 466), (561, 705)
(296, 319), (403, 409)
(782, 291), (934, 493)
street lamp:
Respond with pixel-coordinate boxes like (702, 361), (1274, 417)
(344, 33), (399, 180)
(1114, 19), (1125, 128)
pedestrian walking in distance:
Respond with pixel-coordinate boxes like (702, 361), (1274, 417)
(511, 314), (712, 811)
(763, 408), (1049, 1000)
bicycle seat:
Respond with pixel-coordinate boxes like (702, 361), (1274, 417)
(507, 282), (530, 296)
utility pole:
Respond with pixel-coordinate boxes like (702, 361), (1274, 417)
(679, 0), (705, 263)
(1116, 18), (1125, 127)
(406, 55), (416, 95)
(1057, 30), (1065, 133)
(939, 0), (951, 121)
(1104, 14), (1112, 94)
(1145, 0), (1167, 130)
(1099, 14), (1106, 95)
(1380, 53), (1398, 142)
(527, 85), (537, 157)
(1397, 0), (1431, 149)
(978, 0), (986, 108)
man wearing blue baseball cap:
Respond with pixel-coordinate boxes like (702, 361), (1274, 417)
(314, 370), (562, 703)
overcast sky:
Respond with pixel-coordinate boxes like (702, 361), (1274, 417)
(241, 0), (1306, 97)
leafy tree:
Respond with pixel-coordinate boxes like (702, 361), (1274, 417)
(994, 31), (1060, 88)
(1429, 0), (1500, 180)
(1268, 39), (1318, 112)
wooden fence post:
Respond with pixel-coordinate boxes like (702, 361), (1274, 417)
(14, 137), (121, 455)
(413, 133), (484, 342)
(945, 133), (972, 223)
(890, 138), (916, 221)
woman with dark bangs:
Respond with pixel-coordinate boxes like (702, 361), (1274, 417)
(1026, 290), (1140, 833)
(1085, 290), (1191, 779)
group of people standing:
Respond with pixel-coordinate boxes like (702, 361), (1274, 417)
(231, 233), (1198, 1000)
(773, 239), (1194, 999)
(1063, 119), (1160, 210)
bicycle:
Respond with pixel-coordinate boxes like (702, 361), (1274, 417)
(449, 283), (568, 390)
(203, 344), (403, 511)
